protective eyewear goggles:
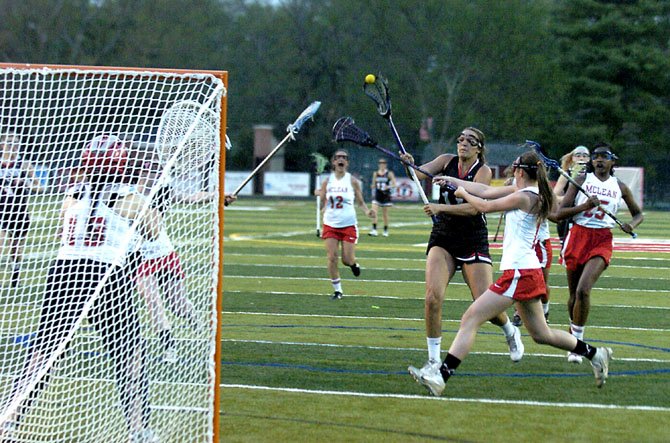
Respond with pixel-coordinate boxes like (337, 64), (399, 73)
(457, 133), (480, 147)
(333, 154), (349, 160)
(591, 151), (617, 161)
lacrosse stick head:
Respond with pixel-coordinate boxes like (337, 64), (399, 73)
(286, 101), (321, 135)
(524, 140), (560, 170)
(310, 152), (329, 174)
(363, 73), (391, 117)
(156, 100), (219, 178)
(332, 117), (377, 147)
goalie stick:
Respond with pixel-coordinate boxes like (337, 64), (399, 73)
(225, 101), (321, 206)
(363, 74), (434, 222)
(526, 140), (636, 238)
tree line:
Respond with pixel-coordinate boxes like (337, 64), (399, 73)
(1, 0), (669, 205)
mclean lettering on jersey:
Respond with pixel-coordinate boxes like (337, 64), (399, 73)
(328, 186), (350, 193)
(584, 183), (619, 199)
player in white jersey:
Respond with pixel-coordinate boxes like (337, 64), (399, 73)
(134, 161), (211, 363)
(408, 151), (613, 396)
(0, 132), (44, 288)
(5, 135), (162, 443)
(555, 143), (643, 364)
(317, 149), (375, 300)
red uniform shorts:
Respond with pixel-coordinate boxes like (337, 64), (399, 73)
(321, 224), (358, 244)
(561, 224), (612, 271)
(534, 238), (552, 270)
(490, 268), (546, 301)
(136, 251), (185, 279)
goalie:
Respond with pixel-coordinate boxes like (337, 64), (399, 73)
(4, 135), (161, 443)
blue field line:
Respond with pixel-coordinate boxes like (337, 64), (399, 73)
(222, 360), (670, 378)
(222, 323), (670, 353)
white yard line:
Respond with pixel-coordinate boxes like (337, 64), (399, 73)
(222, 384), (670, 412)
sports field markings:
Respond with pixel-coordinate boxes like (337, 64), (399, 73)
(224, 289), (670, 311)
(223, 274), (670, 294)
(223, 311), (670, 334)
(221, 384), (670, 412)
(221, 338), (670, 363)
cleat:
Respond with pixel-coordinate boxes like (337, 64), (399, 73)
(590, 347), (613, 388)
(408, 359), (445, 396)
(506, 326), (524, 362)
(368, 229), (378, 237)
(1, 421), (18, 442)
(350, 264), (361, 277)
(162, 345), (178, 364)
(382, 230), (389, 237)
(131, 428), (160, 443)
(544, 311), (549, 323)
(512, 312), (522, 327)
(330, 291), (343, 300)
(567, 352), (583, 364)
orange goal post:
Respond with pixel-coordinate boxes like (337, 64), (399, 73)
(0, 62), (227, 443)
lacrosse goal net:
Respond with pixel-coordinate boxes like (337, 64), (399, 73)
(0, 63), (227, 443)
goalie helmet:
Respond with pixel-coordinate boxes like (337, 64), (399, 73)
(80, 134), (128, 179)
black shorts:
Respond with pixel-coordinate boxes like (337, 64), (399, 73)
(426, 230), (492, 270)
(372, 190), (393, 206)
(36, 258), (141, 355)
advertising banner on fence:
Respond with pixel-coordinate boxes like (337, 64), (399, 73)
(393, 177), (421, 202)
(224, 171), (254, 196)
(263, 172), (311, 197)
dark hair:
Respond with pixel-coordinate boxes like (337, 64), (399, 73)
(585, 141), (616, 175)
(516, 151), (554, 225)
(463, 127), (486, 163)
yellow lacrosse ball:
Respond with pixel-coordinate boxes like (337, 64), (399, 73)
(365, 74), (376, 84)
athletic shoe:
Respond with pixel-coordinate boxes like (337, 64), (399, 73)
(1, 421), (18, 442)
(590, 347), (613, 388)
(567, 352), (583, 364)
(506, 326), (524, 362)
(330, 291), (343, 300)
(163, 345), (178, 364)
(368, 229), (378, 237)
(131, 428), (160, 443)
(382, 230), (389, 237)
(544, 311), (549, 323)
(512, 312), (522, 327)
(408, 359), (445, 396)
(350, 263), (361, 277)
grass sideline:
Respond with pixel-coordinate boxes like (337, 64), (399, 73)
(220, 199), (670, 442)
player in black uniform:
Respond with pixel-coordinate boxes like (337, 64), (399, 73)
(4, 135), (161, 443)
(0, 132), (44, 288)
(401, 127), (525, 387)
(369, 159), (396, 237)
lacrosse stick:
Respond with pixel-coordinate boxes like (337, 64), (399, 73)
(225, 101), (321, 206)
(311, 152), (329, 237)
(493, 213), (505, 242)
(526, 140), (636, 238)
(363, 74), (433, 222)
(332, 117), (452, 213)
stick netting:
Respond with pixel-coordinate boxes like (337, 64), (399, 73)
(0, 65), (225, 443)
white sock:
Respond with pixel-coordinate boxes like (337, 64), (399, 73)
(570, 323), (584, 340)
(427, 337), (441, 362)
(331, 278), (342, 293)
(501, 319), (516, 337)
(542, 303), (550, 314)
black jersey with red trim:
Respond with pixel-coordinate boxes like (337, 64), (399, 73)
(433, 156), (487, 238)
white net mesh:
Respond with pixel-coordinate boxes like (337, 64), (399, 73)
(0, 66), (225, 443)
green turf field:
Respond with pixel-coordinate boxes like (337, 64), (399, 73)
(220, 199), (670, 442)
